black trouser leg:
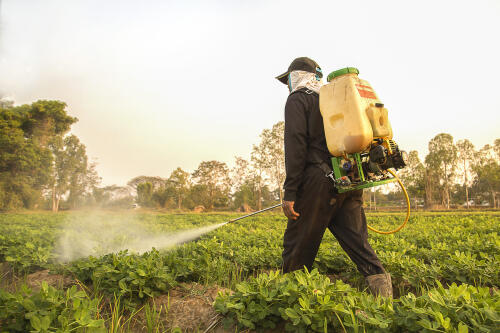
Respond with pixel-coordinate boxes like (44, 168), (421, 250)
(327, 190), (386, 277)
(282, 166), (335, 273)
(282, 167), (385, 276)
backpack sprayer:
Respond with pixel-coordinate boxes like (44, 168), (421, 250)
(227, 68), (410, 234)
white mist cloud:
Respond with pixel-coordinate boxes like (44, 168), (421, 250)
(54, 213), (226, 262)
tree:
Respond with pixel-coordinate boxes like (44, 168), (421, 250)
(92, 185), (132, 208)
(0, 98), (14, 109)
(191, 160), (231, 209)
(425, 133), (457, 209)
(152, 185), (175, 208)
(0, 101), (75, 210)
(22, 100), (77, 147)
(185, 184), (211, 209)
(472, 143), (500, 208)
(251, 144), (268, 210)
(0, 99), (97, 211)
(456, 139), (475, 208)
(168, 167), (190, 209)
(231, 157), (250, 194)
(494, 139), (500, 160)
(398, 150), (425, 209)
(50, 135), (97, 211)
(127, 176), (166, 191)
(137, 182), (154, 207)
(259, 122), (286, 202)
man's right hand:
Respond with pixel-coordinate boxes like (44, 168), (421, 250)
(282, 200), (300, 220)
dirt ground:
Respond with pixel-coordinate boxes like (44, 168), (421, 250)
(130, 282), (233, 332)
(1, 263), (75, 292)
(25, 269), (75, 291)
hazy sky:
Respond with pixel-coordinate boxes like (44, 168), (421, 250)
(1, 0), (499, 186)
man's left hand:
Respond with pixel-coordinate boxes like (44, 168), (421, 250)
(282, 201), (300, 220)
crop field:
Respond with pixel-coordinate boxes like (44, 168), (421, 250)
(0, 211), (499, 332)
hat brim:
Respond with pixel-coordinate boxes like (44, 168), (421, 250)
(275, 71), (289, 85)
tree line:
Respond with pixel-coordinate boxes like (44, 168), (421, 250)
(399, 134), (499, 209)
(0, 100), (98, 211)
(1, 99), (498, 211)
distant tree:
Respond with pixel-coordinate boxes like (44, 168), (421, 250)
(456, 139), (476, 208)
(472, 143), (500, 208)
(425, 133), (457, 209)
(152, 185), (175, 208)
(398, 150), (426, 208)
(92, 185), (132, 207)
(0, 98), (14, 109)
(424, 168), (436, 208)
(183, 184), (207, 209)
(50, 135), (97, 211)
(191, 160), (231, 209)
(232, 181), (255, 209)
(22, 100), (77, 147)
(494, 139), (500, 160)
(127, 176), (166, 191)
(259, 122), (285, 202)
(137, 182), (154, 207)
(231, 157), (250, 193)
(168, 167), (190, 209)
(251, 144), (268, 210)
(0, 100), (76, 210)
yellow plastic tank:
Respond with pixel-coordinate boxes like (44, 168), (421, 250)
(319, 67), (393, 156)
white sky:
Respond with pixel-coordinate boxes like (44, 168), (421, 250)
(1, 0), (499, 186)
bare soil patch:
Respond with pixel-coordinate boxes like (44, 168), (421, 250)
(26, 269), (75, 291)
(131, 283), (232, 332)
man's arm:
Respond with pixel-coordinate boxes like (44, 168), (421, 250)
(283, 93), (309, 204)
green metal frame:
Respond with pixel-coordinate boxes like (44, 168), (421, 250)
(331, 153), (397, 193)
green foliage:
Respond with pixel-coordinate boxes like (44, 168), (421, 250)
(191, 160), (231, 209)
(51, 134), (98, 211)
(215, 269), (500, 332)
(0, 212), (498, 330)
(0, 100), (97, 211)
(137, 182), (154, 207)
(68, 250), (177, 307)
(0, 282), (105, 332)
(1, 212), (499, 288)
(0, 106), (53, 210)
(168, 167), (190, 209)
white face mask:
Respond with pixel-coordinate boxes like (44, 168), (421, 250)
(288, 70), (324, 94)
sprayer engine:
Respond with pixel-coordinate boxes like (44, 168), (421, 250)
(329, 139), (408, 193)
(364, 139), (408, 175)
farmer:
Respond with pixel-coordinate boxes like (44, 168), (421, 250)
(276, 57), (393, 298)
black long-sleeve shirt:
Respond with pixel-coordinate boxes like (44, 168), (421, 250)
(283, 89), (331, 201)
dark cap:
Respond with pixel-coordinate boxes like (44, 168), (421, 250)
(276, 57), (322, 84)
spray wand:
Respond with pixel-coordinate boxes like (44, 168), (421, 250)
(226, 203), (282, 224)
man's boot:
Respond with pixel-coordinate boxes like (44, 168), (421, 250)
(366, 273), (393, 298)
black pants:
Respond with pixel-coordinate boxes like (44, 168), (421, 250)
(282, 165), (385, 276)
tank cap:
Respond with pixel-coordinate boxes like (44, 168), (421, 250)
(327, 67), (359, 82)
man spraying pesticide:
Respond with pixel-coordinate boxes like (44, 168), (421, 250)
(226, 58), (410, 298)
(274, 58), (409, 298)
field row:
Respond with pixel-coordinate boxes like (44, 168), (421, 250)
(0, 212), (499, 332)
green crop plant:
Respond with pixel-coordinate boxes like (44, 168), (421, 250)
(0, 211), (498, 331)
(215, 269), (500, 332)
(0, 282), (105, 332)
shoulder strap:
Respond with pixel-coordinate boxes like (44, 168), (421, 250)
(311, 150), (336, 183)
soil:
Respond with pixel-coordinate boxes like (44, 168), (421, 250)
(139, 283), (290, 333)
(0, 262), (14, 290)
(131, 282), (234, 332)
(25, 269), (75, 291)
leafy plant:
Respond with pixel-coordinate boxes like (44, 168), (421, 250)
(0, 282), (105, 332)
